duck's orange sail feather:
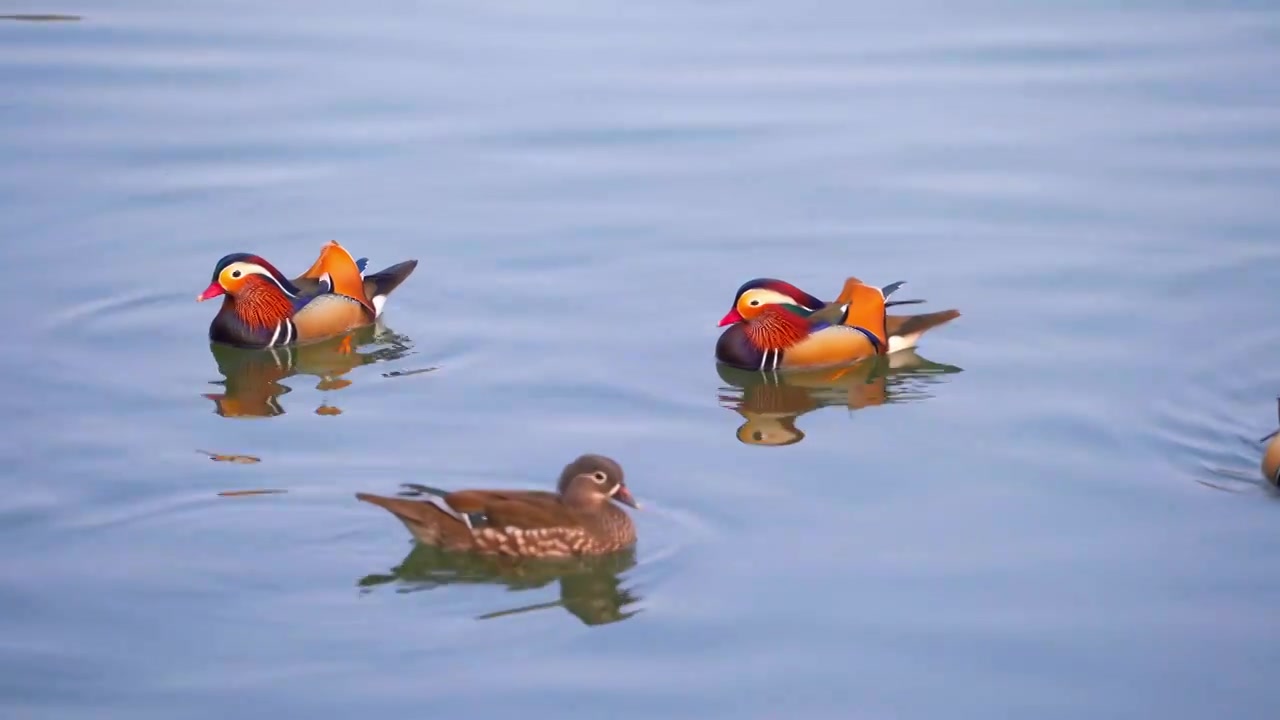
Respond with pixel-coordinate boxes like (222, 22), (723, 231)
(832, 278), (889, 350)
(299, 241), (375, 315)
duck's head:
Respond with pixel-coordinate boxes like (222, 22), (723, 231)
(198, 253), (300, 302)
(557, 454), (640, 510)
(718, 278), (825, 326)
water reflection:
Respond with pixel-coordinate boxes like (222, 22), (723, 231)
(359, 543), (640, 627)
(204, 323), (423, 418)
(716, 350), (963, 446)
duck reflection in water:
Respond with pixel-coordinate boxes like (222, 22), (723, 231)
(203, 322), (420, 418)
(717, 349), (963, 446)
(359, 543), (640, 627)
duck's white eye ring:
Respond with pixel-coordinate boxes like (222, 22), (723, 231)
(591, 471), (608, 484)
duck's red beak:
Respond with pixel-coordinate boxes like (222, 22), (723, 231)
(198, 282), (225, 302)
(718, 307), (744, 326)
(612, 485), (640, 510)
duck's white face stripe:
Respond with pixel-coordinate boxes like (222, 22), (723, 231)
(223, 262), (297, 298)
(746, 288), (813, 311)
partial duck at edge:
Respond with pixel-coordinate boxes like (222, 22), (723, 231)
(1261, 398), (1280, 486)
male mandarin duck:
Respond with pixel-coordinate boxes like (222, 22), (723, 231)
(715, 276), (960, 371)
(198, 240), (417, 349)
(356, 454), (639, 558)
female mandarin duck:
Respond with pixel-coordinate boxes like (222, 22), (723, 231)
(715, 276), (960, 371)
(198, 240), (417, 349)
(356, 454), (640, 558)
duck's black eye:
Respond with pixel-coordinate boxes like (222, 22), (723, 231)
(749, 299), (760, 306)
(752, 431), (764, 441)
(591, 471), (608, 484)
(231, 270), (242, 279)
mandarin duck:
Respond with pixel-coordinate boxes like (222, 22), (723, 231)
(198, 240), (417, 349)
(356, 454), (639, 558)
(715, 277), (960, 371)
(717, 349), (963, 445)
(1261, 399), (1280, 486)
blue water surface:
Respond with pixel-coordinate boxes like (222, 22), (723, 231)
(2, 2), (1279, 718)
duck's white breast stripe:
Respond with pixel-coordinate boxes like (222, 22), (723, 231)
(758, 348), (781, 371)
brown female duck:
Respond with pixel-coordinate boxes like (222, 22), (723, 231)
(356, 454), (640, 558)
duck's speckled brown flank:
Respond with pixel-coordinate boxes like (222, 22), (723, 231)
(356, 454), (640, 558)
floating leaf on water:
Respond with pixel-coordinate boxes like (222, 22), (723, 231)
(316, 405), (342, 416)
(217, 489), (287, 497)
(382, 366), (438, 378)
(196, 450), (261, 464)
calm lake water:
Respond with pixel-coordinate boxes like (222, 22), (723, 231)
(3, 2), (1280, 718)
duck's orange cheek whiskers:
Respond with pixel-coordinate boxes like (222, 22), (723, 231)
(718, 308), (744, 326)
(198, 282), (225, 302)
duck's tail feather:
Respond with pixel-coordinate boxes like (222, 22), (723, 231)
(355, 491), (472, 545)
(885, 309), (961, 353)
(362, 259), (419, 318)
